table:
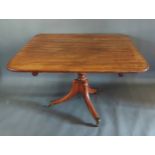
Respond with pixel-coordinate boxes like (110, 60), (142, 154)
(7, 34), (149, 126)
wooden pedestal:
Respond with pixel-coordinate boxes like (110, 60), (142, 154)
(48, 73), (100, 126)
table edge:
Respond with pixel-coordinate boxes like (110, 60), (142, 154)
(7, 63), (149, 74)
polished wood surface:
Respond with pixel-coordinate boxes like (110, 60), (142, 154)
(7, 34), (149, 73)
(7, 34), (149, 126)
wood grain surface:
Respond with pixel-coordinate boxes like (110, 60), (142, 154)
(7, 34), (149, 73)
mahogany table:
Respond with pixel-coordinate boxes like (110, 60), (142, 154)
(7, 34), (149, 126)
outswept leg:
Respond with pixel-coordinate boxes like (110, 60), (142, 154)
(48, 73), (100, 126)
(48, 80), (79, 106)
(81, 82), (100, 126)
(88, 87), (97, 94)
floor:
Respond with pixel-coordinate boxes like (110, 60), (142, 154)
(0, 75), (155, 136)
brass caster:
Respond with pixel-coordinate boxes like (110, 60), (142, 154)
(48, 102), (55, 107)
(95, 117), (101, 127)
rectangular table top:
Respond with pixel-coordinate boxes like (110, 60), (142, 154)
(7, 34), (149, 73)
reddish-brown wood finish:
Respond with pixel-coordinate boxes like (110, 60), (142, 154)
(7, 34), (149, 73)
(48, 73), (100, 126)
(7, 34), (149, 126)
